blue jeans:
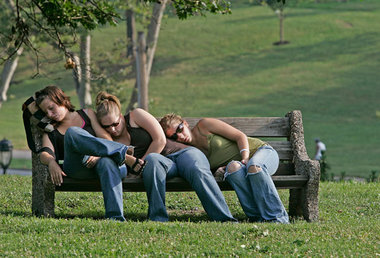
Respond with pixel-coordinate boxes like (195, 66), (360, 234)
(143, 147), (236, 222)
(225, 146), (289, 223)
(63, 127), (129, 221)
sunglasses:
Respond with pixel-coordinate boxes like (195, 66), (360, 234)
(169, 122), (184, 140)
(101, 116), (121, 129)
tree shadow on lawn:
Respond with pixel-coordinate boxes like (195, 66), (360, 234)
(226, 9), (321, 25)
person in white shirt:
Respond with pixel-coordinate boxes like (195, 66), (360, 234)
(314, 138), (326, 161)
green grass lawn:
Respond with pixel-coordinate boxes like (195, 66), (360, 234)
(0, 175), (378, 256)
(0, 1), (379, 177)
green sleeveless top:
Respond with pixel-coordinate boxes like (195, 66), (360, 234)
(206, 134), (266, 170)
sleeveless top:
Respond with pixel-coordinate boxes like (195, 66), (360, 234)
(125, 113), (152, 159)
(202, 128), (266, 169)
(48, 110), (95, 165)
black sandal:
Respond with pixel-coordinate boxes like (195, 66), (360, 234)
(129, 158), (147, 176)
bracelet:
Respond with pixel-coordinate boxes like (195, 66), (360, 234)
(240, 148), (249, 154)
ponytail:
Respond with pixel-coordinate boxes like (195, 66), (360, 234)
(95, 91), (121, 120)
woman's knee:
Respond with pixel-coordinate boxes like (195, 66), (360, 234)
(226, 161), (242, 173)
(248, 165), (262, 174)
(145, 153), (163, 165)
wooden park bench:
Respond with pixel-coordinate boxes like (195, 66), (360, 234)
(26, 110), (320, 222)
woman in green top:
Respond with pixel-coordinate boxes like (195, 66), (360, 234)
(160, 114), (289, 223)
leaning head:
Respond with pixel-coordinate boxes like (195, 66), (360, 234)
(35, 85), (75, 121)
(159, 113), (192, 143)
(95, 91), (123, 137)
(159, 113), (183, 135)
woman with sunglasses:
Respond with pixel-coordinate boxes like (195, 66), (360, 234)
(160, 114), (289, 223)
(95, 91), (236, 222)
(36, 85), (137, 221)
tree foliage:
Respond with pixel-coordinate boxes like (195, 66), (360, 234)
(256, 0), (287, 11)
(0, 0), (236, 63)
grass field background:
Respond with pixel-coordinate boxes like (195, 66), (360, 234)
(0, 176), (378, 256)
(0, 0), (379, 177)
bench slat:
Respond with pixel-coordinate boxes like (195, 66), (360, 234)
(167, 117), (291, 137)
(267, 141), (293, 161)
(56, 169), (302, 192)
(273, 163), (295, 175)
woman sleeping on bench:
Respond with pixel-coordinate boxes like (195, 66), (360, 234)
(95, 91), (236, 223)
(160, 114), (289, 223)
(36, 86), (138, 221)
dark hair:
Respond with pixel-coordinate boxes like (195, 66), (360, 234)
(35, 85), (75, 112)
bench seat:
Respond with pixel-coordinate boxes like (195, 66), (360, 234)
(56, 175), (309, 192)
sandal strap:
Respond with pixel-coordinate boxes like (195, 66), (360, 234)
(131, 158), (140, 170)
(129, 159), (147, 176)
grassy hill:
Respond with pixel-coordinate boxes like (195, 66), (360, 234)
(0, 0), (379, 177)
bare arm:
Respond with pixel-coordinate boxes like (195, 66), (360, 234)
(198, 118), (250, 163)
(130, 108), (166, 159)
(40, 133), (67, 186)
(86, 108), (113, 140)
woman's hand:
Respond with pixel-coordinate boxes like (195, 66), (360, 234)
(241, 158), (249, 165)
(214, 166), (226, 180)
(85, 156), (100, 168)
(48, 160), (66, 186)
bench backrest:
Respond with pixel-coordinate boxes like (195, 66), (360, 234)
(179, 117), (294, 176)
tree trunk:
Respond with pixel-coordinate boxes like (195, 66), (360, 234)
(125, 8), (138, 113)
(126, 9), (136, 59)
(279, 10), (284, 43)
(79, 33), (92, 108)
(0, 47), (23, 108)
(125, 0), (167, 112)
(125, 1), (167, 113)
(145, 0), (168, 85)
(72, 53), (82, 95)
(136, 32), (148, 111)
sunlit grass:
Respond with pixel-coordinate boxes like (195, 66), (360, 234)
(0, 175), (378, 256)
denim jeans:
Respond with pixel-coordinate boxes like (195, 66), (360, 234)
(63, 127), (129, 221)
(225, 146), (289, 223)
(142, 147), (236, 222)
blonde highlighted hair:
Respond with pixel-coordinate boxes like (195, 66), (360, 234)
(159, 113), (183, 132)
(95, 91), (122, 120)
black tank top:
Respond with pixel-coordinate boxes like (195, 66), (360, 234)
(48, 110), (95, 164)
(125, 113), (152, 159)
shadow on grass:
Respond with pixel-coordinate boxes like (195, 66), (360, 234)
(195, 32), (380, 79)
(0, 210), (248, 223)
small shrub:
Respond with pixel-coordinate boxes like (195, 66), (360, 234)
(319, 154), (331, 181)
(340, 171), (346, 181)
(367, 170), (378, 183)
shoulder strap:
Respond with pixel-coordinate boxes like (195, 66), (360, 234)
(125, 113), (131, 128)
(77, 109), (91, 125)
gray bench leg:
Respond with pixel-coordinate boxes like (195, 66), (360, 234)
(289, 189), (303, 218)
(289, 161), (320, 222)
(31, 154), (55, 217)
(302, 172), (319, 222)
(289, 186), (319, 222)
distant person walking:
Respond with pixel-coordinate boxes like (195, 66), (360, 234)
(314, 138), (326, 161)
